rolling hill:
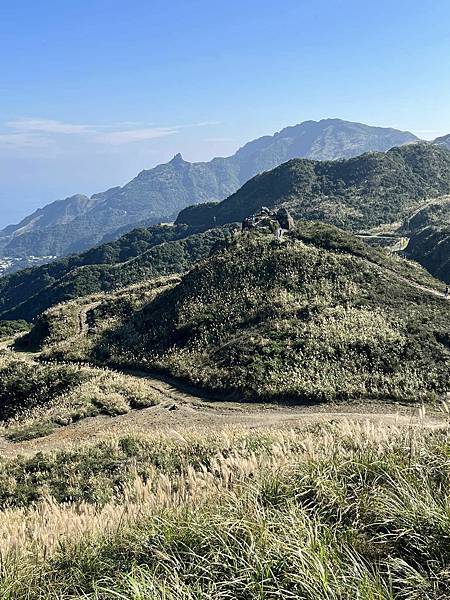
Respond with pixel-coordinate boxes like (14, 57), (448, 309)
(0, 119), (417, 262)
(2, 143), (450, 322)
(0, 224), (234, 321)
(27, 223), (449, 403)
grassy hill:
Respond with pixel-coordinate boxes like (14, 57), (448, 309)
(31, 223), (449, 403)
(177, 143), (450, 231)
(0, 348), (166, 442)
(0, 225), (234, 321)
(3, 422), (450, 598)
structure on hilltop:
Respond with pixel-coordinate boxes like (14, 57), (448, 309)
(241, 207), (294, 234)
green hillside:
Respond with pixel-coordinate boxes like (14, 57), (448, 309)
(0, 225), (234, 322)
(177, 144), (450, 230)
(398, 196), (450, 283)
(0, 119), (418, 260)
(405, 226), (450, 284)
(33, 223), (449, 403)
(2, 144), (450, 323)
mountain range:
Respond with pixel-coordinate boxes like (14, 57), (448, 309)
(1, 142), (450, 323)
(0, 119), (418, 263)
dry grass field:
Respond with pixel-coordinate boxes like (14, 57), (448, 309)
(1, 413), (450, 598)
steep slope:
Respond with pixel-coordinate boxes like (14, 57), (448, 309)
(0, 119), (417, 260)
(177, 144), (450, 230)
(400, 196), (450, 283)
(0, 225), (234, 321)
(33, 224), (449, 403)
(0, 194), (96, 239)
(405, 226), (450, 283)
(400, 195), (450, 232)
(433, 133), (450, 151)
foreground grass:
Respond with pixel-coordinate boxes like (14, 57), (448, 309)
(1, 420), (450, 598)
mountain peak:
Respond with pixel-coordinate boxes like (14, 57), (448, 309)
(0, 119), (423, 262)
(170, 153), (186, 165)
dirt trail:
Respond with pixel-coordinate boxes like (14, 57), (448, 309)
(367, 259), (449, 300)
(1, 264), (447, 459)
(0, 395), (445, 458)
(0, 349), (446, 458)
(77, 301), (101, 336)
(401, 277), (448, 299)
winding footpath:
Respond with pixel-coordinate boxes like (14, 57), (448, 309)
(0, 259), (448, 458)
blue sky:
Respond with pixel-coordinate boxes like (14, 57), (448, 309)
(1, 0), (450, 227)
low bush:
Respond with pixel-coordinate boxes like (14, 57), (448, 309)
(0, 354), (160, 440)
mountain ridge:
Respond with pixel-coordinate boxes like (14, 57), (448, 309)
(0, 119), (418, 262)
(176, 143), (450, 230)
(1, 143), (450, 322)
(433, 133), (450, 150)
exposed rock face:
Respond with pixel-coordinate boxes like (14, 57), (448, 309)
(276, 208), (295, 230)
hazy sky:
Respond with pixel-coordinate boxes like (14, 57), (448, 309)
(1, 0), (450, 227)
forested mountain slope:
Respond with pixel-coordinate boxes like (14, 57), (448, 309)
(433, 133), (450, 151)
(0, 119), (417, 260)
(177, 144), (450, 230)
(0, 225), (234, 321)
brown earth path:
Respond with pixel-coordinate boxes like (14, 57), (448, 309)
(0, 362), (446, 458)
(374, 261), (449, 300)
(0, 259), (448, 459)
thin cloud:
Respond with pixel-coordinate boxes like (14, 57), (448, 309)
(93, 121), (220, 145)
(7, 118), (93, 134)
(190, 120), (221, 127)
(1, 117), (220, 148)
